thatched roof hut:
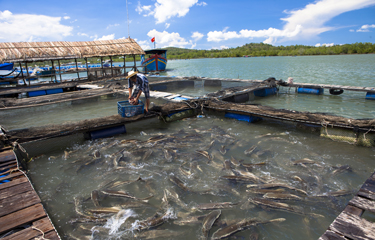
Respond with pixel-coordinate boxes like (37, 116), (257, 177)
(0, 38), (145, 63)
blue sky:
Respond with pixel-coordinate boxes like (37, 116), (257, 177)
(0, 0), (374, 50)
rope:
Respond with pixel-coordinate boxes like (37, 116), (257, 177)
(32, 226), (50, 240)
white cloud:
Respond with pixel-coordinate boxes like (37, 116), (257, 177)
(63, 16), (70, 20)
(207, 0), (375, 45)
(96, 34), (115, 40)
(315, 43), (334, 47)
(137, 39), (152, 50)
(147, 29), (192, 48)
(191, 31), (204, 41)
(165, 23), (170, 29)
(138, 0), (199, 24)
(0, 10), (73, 42)
(220, 45), (229, 50)
(196, 2), (207, 6)
(106, 23), (120, 29)
(356, 24), (375, 32)
(77, 32), (89, 37)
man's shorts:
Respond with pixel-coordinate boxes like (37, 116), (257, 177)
(132, 84), (150, 99)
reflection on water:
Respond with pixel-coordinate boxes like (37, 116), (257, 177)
(26, 115), (375, 240)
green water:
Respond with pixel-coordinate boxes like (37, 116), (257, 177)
(3, 55), (375, 240)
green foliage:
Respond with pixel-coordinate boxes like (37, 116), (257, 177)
(163, 42), (375, 59)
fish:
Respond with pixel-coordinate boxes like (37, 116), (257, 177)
(164, 188), (191, 211)
(198, 202), (238, 210)
(223, 159), (232, 170)
(196, 150), (212, 162)
(246, 188), (285, 195)
(135, 210), (175, 231)
(120, 201), (154, 209)
(220, 145), (227, 155)
(244, 145), (257, 155)
(247, 183), (308, 195)
(202, 210), (221, 239)
(211, 217), (285, 240)
(142, 149), (153, 161)
(134, 230), (182, 239)
(91, 190), (100, 207)
(93, 150), (101, 159)
(179, 165), (192, 177)
(190, 160), (203, 173)
(101, 189), (153, 202)
(169, 176), (190, 192)
(87, 206), (122, 214)
(249, 197), (304, 215)
(241, 162), (266, 168)
(314, 189), (353, 197)
(231, 168), (265, 183)
(293, 158), (323, 167)
(100, 176), (142, 189)
(230, 156), (241, 167)
(263, 192), (303, 201)
(221, 175), (260, 183)
(64, 151), (69, 160)
(332, 165), (352, 176)
(174, 214), (208, 225)
(112, 153), (123, 168)
(163, 148), (174, 162)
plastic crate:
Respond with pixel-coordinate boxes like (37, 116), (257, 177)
(117, 100), (144, 117)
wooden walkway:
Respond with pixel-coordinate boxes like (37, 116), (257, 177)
(0, 150), (60, 240)
(319, 171), (375, 240)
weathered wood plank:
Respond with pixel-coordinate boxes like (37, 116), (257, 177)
(0, 176), (28, 191)
(329, 211), (375, 240)
(343, 205), (364, 217)
(0, 203), (46, 234)
(358, 189), (375, 201)
(0, 171), (24, 182)
(0, 181), (31, 200)
(360, 173), (375, 194)
(0, 163), (17, 172)
(319, 230), (348, 240)
(0, 151), (16, 163)
(0, 190), (41, 216)
(44, 230), (61, 240)
(0, 161), (17, 169)
(349, 196), (375, 214)
(1, 217), (57, 240)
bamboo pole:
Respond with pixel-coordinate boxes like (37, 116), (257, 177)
(51, 60), (57, 83)
(123, 55), (126, 76)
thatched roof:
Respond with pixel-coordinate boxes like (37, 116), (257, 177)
(0, 38), (145, 63)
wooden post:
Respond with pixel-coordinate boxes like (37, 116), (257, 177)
(51, 60), (57, 83)
(100, 57), (104, 77)
(58, 60), (63, 82)
(19, 62), (27, 86)
(75, 58), (80, 80)
(133, 55), (136, 71)
(25, 62), (30, 86)
(85, 58), (89, 80)
(110, 56), (113, 77)
(123, 55), (126, 76)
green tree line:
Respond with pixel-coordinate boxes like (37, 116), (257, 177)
(164, 42), (375, 59)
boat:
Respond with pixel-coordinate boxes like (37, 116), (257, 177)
(141, 49), (167, 72)
(0, 63), (21, 85)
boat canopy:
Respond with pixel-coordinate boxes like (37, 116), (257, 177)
(143, 49), (167, 55)
(0, 38), (145, 63)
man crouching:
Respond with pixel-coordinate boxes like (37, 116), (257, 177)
(126, 70), (150, 113)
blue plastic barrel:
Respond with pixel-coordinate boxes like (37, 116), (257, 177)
(225, 112), (262, 123)
(366, 92), (375, 100)
(254, 87), (277, 97)
(297, 87), (324, 95)
(89, 125), (126, 139)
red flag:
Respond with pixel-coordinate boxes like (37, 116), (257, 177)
(151, 37), (155, 43)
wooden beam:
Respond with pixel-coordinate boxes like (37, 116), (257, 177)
(75, 58), (80, 80)
(57, 60), (63, 82)
(18, 62), (26, 86)
(123, 55), (126, 75)
(110, 56), (113, 77)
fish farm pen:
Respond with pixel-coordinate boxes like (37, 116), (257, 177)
(1, 40), (375, 240)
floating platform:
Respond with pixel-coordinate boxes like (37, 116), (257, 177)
(0, 150), (60, 239)
(319, 171), (375, 240)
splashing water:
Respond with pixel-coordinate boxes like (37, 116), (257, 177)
(103, 209), (137, 235)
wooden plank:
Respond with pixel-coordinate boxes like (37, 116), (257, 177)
(0, 176), (28, 191)
(360, 173), (375, 194)
(343, 205), (364, 217)
(0, 171), (24, 182)
(329, 211), (375, 240)
(0, 161), (17, 168)
(0, 203), (46, 234)
(0, 181), (32, 200)
(44, 230), (61, 240)
(0, 151), (16, 163)
(2, 217), (57, 240)
(349, 196), (375, 214)
(0, 190), (41, 216)
(358, 189), (375, 201)
(0, 163), (17, 172)
(319, 230), (348, 240)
